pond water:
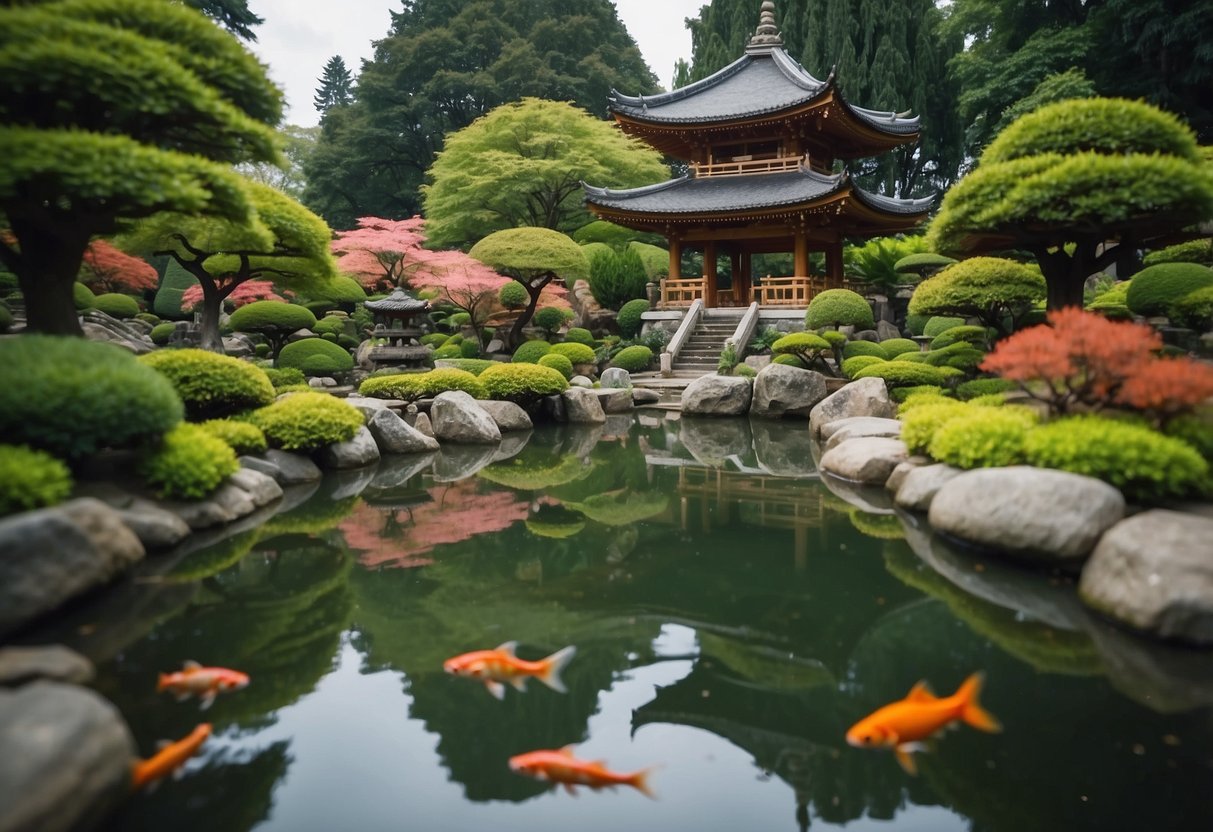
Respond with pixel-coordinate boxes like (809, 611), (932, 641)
(34, 414), (1213, 831)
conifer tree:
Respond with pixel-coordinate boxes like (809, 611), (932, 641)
(313, 56), (354, 114)
(185, 0), (263, 41)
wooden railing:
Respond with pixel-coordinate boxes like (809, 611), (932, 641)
(753, 275), (817, 306)
(691, 155), (806, 178)
(660, 276), (707, 308)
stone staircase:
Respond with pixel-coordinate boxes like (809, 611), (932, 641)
(670, 313), (742, 376)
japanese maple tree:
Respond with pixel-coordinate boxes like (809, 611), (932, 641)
(77, 240), (158, 294)
(332, 216), (427, 292)
(409, 250), (511, 350)
(180, 280), (287, 311)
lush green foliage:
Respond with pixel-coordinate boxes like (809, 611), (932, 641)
(360, 368), (487, 401)
(895, 253), (958, 277)
(909, 257), (1045, 334)
(277, 337), (353, 376)
(842, 340), (888, 361)
(891, 384), (948, 403)
(842, 355), (886, 379)
(881, 338), (921, 358)
(1124, 263), (1213, 317)
(611, 345), (654, 373)
(905, 313), (930, 336)
(772, 333), (832, 367)
(928, 407), (1039, 468)
(479, 362), (569, 405)
(587, 245), (649, 310)
(628, 242), (669, 280)
(922, 316), (967, 338)
(153, 261), (200, 319)
(853, 360), (963, 388)
(469, 227), (590, 284)
(309, 275), (367, 306)
(91, 292), (140, 318)
(498, 281), (528, 309)
(956, 377), (1017, 400)
(432, 344), (462, 360)
(226, 300), (321, 351)
(199, 418), (267, 455)
(138, 422), (239, 500)
(805, 289), (874, 330)
(249, 392), (364, 450)
(140, 348), (274, 420)
(897, 341), (987, 372)
(538, 353), (574, 380)
(929, 325), (992, 350)
(72, 282), (96, 310)
(1143, 239), (1213, 267)
(617, 299), (650, 338)
(550, 342), (597, 365)
(150, 322), (176, 345)
(1170, 286), (1213, 330)
(532, 307), (568, 337)
(0, 336), (182, 459)
(900, 399), (973, 452)
(264, 367), (306, 388)
(313, 54), (354, 113)
(564, 328), (594, 345)
(512, 340), (553, 364)
(0, 445), (73, 516)
(436, 358), (496, 376)
(845, 236), (931, 288)
(312, 316), (346, 338)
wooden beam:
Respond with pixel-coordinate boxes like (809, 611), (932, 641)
(794, 230), (809, 278)
(704, 240), (718, 307)
(668, 237), (682, 280)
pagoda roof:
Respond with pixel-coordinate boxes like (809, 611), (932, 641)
(364, 287), (430, 314)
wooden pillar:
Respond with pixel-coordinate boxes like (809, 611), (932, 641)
(704, 240), (718, 307)
(825, 237), (844, 289)
(730, 250), (742, 305)
(794, 230), (809, 278)
(740, 252), (753, 304)
(668, 237), (682, 280)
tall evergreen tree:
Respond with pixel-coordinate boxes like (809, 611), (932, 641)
(313, 56), (354, 114)
(184, 0), (263, 41)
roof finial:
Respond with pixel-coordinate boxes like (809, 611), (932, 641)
(749, 1), (783, 48)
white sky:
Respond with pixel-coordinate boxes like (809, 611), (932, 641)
(248, 0), (707, 128)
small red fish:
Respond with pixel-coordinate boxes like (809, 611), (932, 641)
(157, 660), (249, 710)
(509, 746), (655, 798)
(131, 723), (211, 791)
(443, 641), (575, 700)
(846, 672), (1002, 774)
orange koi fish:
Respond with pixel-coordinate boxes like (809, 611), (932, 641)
(443, 641), (575, 700)
(846, 672), (1002, 775)
(157, 660), (250, 710)
(509, 746), (655, 798)
(131, 723), (212, 791)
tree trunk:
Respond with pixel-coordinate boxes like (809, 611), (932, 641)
(507, 274), (553, 349)
(1044, 270), (1086, 310)
(9, 218), (89, 336)
(197, 282), (225, 353)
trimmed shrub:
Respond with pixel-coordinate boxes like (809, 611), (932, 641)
(629, 241), (669, 280)
(538, 353), (575, 379)
(73, 282), (96, 310)
(153, 260), (199, 319)
(199, 419), (268, 455)
(891, 384), (947, 403)
(612, 345), (654, 372)
(264, 367), (307, 388)
(853, 361), (963, 388)
(908, 257), (1045, 334)
(150, 322), (176, 345)
(1143, 239), (1213, 267)
(138, 423), (239, 500)
(313, 316), (346, 338)
(956, 378), (1017, 400)
(420, 333), (449, 347)
(0, 445), (73, 516)
(277, 338), (354, 376)
(431, 344), (462, 359)
(930, 325), (991, 350)
(587, 246), (648, 309)
(550, 342), (597, 364)
(457, 340), (479, 358)
(1164, 413), (1213, 459)
(480, 363), (569, 405)
(229, 301), (319, 356)
(923, 316), (967, 338)
(140, 348), (275, 420)
(806, 289), (874, 330)
(900, 399), (972, 452)
(772, 354), (807, 368)
(564, 327), (594, 345)
(1125, 262), (1213, 316)
(360, 369), (487, 401)
(0, 337), (183, 459)
(360, 374), (428, 401)
(438, 358), (496, 376)
(1024, 415), (1208, 501)
(928, 407), (1039, 469)
(512, 340), (553, 363)
(249, 392), (364, 451)
(842, 355), (885, 379)
(92, 292), (140, 318)
(773, 332), (831, 366)
(498, 281), (528, 309)
(905, 313), (930, 336)
(842, 340), (888, 361)
(617, 298), (650, 337)
(446, 334), (465, 345)
(895, 252), (957, 277)
(881, 338), (920, 358)
(819, 330), (847, 348)
(310, 275), (367, 306)
(1170, 285), (1213, 330)
(533, 306), (568, 336)
(447, 312), (471, 328)
(900, 341), (987, 372)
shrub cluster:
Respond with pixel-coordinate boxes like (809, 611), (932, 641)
(1170, 285), (1213, 330)
(199, 419), (268, 455)
(881, 338), (920, 358)
(773, 333), (831, 366)
(420, 332), (449, 347)
(928, 407), (1039, 469)
(264, 367), (307, 388)
(277, 337), (354, 376)
(512, 340), (553, 363)
(140, 349), (275, 420)
(842, 340), (888, 361)
(922, 316), (967, 338)
(842, 355), (885, 379)
(1125, 263), (1213, 317)
(138, 423), (239, 500)
(550, 342), (596, 365)
(805, 289), (874, 330)
(433, 343), (462, 359)
(908, 257), (1044, 334)
(533, 306), (569, 336)
(617, 298), (650, 337)
(612, 345), (654, 372)
(0, 445), (73, 516)
(249, 392), (365, 451)
(564, 328), (594, 345)
(480, 363), (569, 405)
(73, 282), (97, 310)
(853, 361), (963, 389)
(1143, 239), (1213, 267)
(929, 325), (990, 350)
(359, 369), (487, 401)
(538, 353), (575, 379)
(899, 399), (972, 452)
(436, 358), (496, 376)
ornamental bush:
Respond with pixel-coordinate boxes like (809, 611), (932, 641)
(512, 340), (553, 363)
(0, 336), (182, 459)
(842, 355), (886, 378)
(431, 344), (461, 359)
(906, 313), (930, 336)
(617, 298), (649, 337)
(420, 333), (449, 347)
(908, 257), (1045, 336)
(1024, 416), (1209, 501)
(249, 392), (364, 451)
(0, 445), (73, 516)
(895, 253), (957, 277)
(771, 354), (807, 368)
(896, 389), (951, 413)
(1125, 263), (1213, 316)
(73, 282), (96, 310)
(853, 360), (963, 389)
(806, 289), (874, 330)
(538, 353), (574, 379)
(92, 292), (140, 318)
(891, 384), (947, 403)
(842, 340), (888, 361)
(150, 322), (176, 345)
(612, 345), (653, 372)
(881, 338), (920, 358)
(498, 281), (528, 309)
(153, 261), (199, 320)
(140, 348), (275, 420)
(359, 374), (428, 401)
(313, 316), (346, 338)
(480, 363), (569, 405)
(533, 306), (568, 335)
(229, 301), (319, 356)
(1143, 239), (1213, 267)
(923, 316), (967, 338)
(564, 327), (594, 345)
(900, 399), (972, 453)
(734, 364), (756, 378)
(138, 423), (238, 500)
(929, 325), (991, 350)
(1170, 286), (1213, 330)
(277, 337), (354, 376)
(928, 407), (1039, 469)
(264, 367), (306, 388)
(309, 275), (367, 307)
(550, 342), (596, 364)
(773, 332), (832, 366)
(956, 378), (1017, 400)
(199, 419), (267, 455)
(437, 358), (496, 376)
(448, 312), (471, 328)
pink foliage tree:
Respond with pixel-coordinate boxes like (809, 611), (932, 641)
(78, 240), (158, 294)
(410, 250), (512, 351)
(332, 216), (427, 292)
(180, 280), (287, 312)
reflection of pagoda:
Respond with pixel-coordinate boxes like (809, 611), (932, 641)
(584, 1), (930, 308)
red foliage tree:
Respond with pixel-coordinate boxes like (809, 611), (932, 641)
(1116, 358), (1213, 422)
(180, 280), (287, 312)
(332, 216), (427, 292)
(78, 240), (158, 294)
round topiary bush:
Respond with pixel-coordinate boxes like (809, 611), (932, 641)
(140, 348), (275, 420)
(480, 363), (570, 405)
(908, 257), (1045, 334)
(313, 316), (346, 338)
(249, 392), (364, 451)
(533, 306), (568, 335)
(229, 301), (319, 356)
(138, 422), (239, 500)
(550, 342), (597, 365)
(1024, 415), (1208, 501)
(432, 343), (462, 359)
(150, 322), (176, 345)
(422, 369), (487, 399)
(92, 292), (140, 318)
(842, 340), (889, 361)
(612, 345), (653, 372)
(277, 337), (354, 377)
(0, 445), (73, 516)
(538, 353), (575, 379)
(73, 282), (96, 310)
(842, 355), (886, 379)
(617, 299), (650, 338)
(929, 325), (992, 350)
(956, 377), (1018, 400)
(1143, 239), (1213, 267)
(564, 327), (594, 345)
(512, 340), (553, 363)
(853, 360), (963, 389)
(458, 340), (479, 358)
(881, 338), (920, 358)
(310, 275), (367, 307)
(1170, 286), (1213, 330)
(0, 336), (183, 459)
(922, 316), (967, 338)
(199, 419), (268, 455)
(899, 399), (972, 452)
(806, 289), (874, 330)
(928, 407), (1039, 469)
(498, 281), (528, 309)
(436, 358), (495, 376)
(771, 354), (807, 368)
(772, 332), (832, 365)
(1125, 263), (1213, 317)
(420, 333), (449, 347)
(152, 261), (198, 319)
(359, 374), (428, 401)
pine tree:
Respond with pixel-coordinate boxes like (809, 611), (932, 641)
(184, 0), (263, 41)
(313, 56), (354, 114)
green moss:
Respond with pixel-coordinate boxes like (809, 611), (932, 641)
(249, 392), (364, 451)
(929, 325), (991, 350)
(140, 348), (275, 420)
(612, 345), (653, 372)
(617, 299), (650, 338)
(480, 363), (569, 405)
(1125, 263), (1213, 316)
(138, 422), (239, 500)
(0, 445), (73, 516)
(928, 407), (1040, 468)
(512, 340), (552, 364)
(538, 353), (574, 380)
(805, 288), (874, 329)
(277, 337), (354, 376)
(199, 419), (268, 455)
(92, 292), (140, 318)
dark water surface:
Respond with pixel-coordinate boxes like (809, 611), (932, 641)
(41, 414), (1213, 831)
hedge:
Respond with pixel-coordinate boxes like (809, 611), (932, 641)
(480, 363), (569, 405)
(617, 298), (650, 338)
(138, 423), (239, 500)
(1143, 239), (1213, 267)
(805, 289), (874, 330)
(152, 260), (199, 319)
(612, 345), (654, 372)
(538, 353), (575, 379)
(1125, 263), (1213, 317)
(140, 348), (275, 420)
(512, 340), (552, 363)
(533, 306), (568, 334)
(277, 337), (354, 376)
(249, 392), (364, 451)
(359, 369), (487, 401)
(0, 445), (73, 516)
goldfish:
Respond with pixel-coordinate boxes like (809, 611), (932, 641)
(131, 723), (211, 791)
(846, 672), (1002, 775)
(443, 641), (575, 700)
(509, 746), (655, 798)
(157, 660), (250, 710)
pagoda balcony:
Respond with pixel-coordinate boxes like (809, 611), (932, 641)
(691, 154), (808, 178)
(659, 274), (850, 309)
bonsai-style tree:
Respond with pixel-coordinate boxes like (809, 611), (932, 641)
(409, 251), (511, 354)
(228, 301), (317, 359)
(468, 228), (586, 349)
(805, 289), (875, 331)
(78, 241), (159, 295)
(908, 257), (1046, 336)
(894, 253), (958, 281)
(930, 98), (1213, 309)
(123, 182), (337, 352)
(0, 0), (281, 334)
(332, 216), (427, 291)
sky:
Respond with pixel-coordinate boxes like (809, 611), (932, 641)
(248, 0), (706, 128)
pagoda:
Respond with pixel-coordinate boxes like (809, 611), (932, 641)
(583, 1), (932, 308)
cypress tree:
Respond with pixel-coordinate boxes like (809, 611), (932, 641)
(313, 56), (354, 114)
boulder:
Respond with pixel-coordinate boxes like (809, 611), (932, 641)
(749, 364), (828, 419)
(876, 320), (902, 342)
(600, 367), (632, 389)
(929, 467), (1124, 562)
(0, 646), (94, 687)
(893, 463), (962, 512)
(227, 468), (284, 507)
(0, 499), (144, 637)
(161, 481), (256, 529)
(222, 336), (252, 358)
(808, 378), (895, 439)
(115, 500), (192, 551)
(1079, 511), (1213, 644)
(883, 456), (933, 494)
(413, 411), (436, 438)
(632, 388), (661, 405)
(586, 387), (633, 414)
(681, 375), (753, 416)
(431, 391), (502, 444)
(319, 425), (382, 468)
(345, 396), (405, 421)
(569, 375), (593, 388)
(367, 408), (440, 454)
(262, 450), (322, 485)
(0, 682), (134, 832)
(562, 388), (607, 424)
(818, 437), (908, 484)
(541, 394), (568, 422)
(822, 417), (902, 450)
(476, 400), (534, 432)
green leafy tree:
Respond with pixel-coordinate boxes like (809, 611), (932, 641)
(422, 98), (668, 249)
(314, 55), (354, 114)
(0, 0), (282, 335)
(930, 98), (1213, 309)
(237, 124), (319, 199)
(185, 0), (263, 41)
(908, 257), (1045, 336)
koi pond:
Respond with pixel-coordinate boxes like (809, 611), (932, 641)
(32, 413), (1213, 831)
